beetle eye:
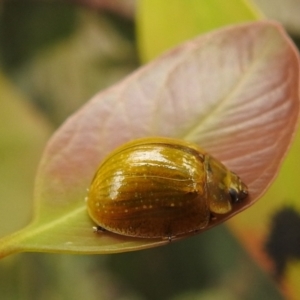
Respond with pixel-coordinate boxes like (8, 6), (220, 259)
(229, 188), (239, 203)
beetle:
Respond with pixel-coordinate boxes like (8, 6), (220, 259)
(86, 137), (248, 239)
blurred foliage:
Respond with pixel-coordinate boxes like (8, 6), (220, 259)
(0, 227), (283, 300)
(106, 226), (283, 300)
(253, 0), (300, 36)
(67, 0), (136, 19)
(1, 2), (76, 68)
(0, 0), (298, 299)
(0, 74), (51, 237)
(137, 0), (262, 62)
(0, 0), (138, 126)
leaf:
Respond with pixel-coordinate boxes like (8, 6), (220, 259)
(253, 0), (300, 35)
(0, 74), (51, 238)
(0, 21), (299, 257)
(137, 0), (263, 62)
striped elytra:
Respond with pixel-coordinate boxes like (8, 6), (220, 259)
(86, 137), (248, 239)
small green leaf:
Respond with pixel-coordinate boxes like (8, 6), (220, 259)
(137, 0), (263, 62)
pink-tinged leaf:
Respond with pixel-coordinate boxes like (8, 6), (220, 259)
(0, 20), (299, 257)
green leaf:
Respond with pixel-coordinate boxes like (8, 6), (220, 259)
(0, 74), (51, 238)
(137, 0), (263, 62)
(253, 0), (300, 35)
(0, 21), (299, 257)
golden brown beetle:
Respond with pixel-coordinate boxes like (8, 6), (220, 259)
(86, 137), (248, 239)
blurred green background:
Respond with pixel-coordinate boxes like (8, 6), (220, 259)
(0, 1), (298, 299)
(0, 227), (283, 299)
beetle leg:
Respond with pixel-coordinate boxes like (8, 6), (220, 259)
(210, 213), (217, 221)
(162, 235), (174, 242)
(93, 226), (106, 233)
(162, 236), (170, 242)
